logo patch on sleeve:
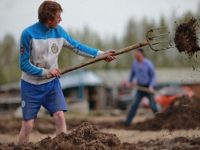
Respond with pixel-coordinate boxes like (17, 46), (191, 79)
(20, 45), (25, 54)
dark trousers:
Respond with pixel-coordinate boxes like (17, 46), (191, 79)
(125, 90), (158, 126)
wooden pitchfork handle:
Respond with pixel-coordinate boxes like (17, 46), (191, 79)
(48, 40), (149, 78)
(134, 86), (159, 94)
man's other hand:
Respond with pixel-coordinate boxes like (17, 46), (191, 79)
(103, 49), (116, 62)
(122, 81), (136, 89)
(149, 86), (155, 93)
(49, 68), (61, 77)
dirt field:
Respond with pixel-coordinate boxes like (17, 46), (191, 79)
(1, 122), (200, 150)
(0, 96), (200, 149)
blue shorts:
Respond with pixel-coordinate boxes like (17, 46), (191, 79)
(21, 78), (67, 120)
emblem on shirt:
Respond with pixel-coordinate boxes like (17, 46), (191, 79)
(51, 43), (59, 54)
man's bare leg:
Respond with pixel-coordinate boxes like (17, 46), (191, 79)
(18, 119), (34, 144)
(53, 111), (67, 134)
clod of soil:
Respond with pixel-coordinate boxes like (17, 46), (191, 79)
(132, 96), (200, 131)
(2, 122), (125, 150)
(2, 122), (200, 150)
(174, 18), (200, 56)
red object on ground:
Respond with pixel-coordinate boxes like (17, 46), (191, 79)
(155, 86), (194, 109)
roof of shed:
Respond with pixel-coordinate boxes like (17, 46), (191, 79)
(60, 69), (103, 89)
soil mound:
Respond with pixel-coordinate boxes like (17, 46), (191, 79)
(2, 122), (129, 150)
(132, 96), (200, 131)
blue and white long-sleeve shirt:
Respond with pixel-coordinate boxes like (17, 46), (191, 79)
(129, 58), (156, 87)
(20, 22), (103, 84)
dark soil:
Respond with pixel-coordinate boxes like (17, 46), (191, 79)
(132, 96), (200, 131)
(174, 18), (200, 56)
(1, 122), (200, 150)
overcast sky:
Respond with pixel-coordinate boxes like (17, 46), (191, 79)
(0, 0), (199, 41)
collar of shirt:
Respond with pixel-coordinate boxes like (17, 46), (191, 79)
(38, 22), (52, 33)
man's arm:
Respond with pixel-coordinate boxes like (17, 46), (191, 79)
(61, 28), (104, 58)
(19, 31), (49, 77)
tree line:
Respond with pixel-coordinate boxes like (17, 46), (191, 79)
(0, 9), (199, 84)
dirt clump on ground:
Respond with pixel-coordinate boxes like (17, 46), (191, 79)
(1, 122), (200, 150)
(174, 18), (200, 56)
(34, 122), (121, 150)
(132, 96), (200, 131)
(1, 122), (128, 150)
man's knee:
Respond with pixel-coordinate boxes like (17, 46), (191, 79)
(21, 120), (34, 132)
(53, 111), (65, 120)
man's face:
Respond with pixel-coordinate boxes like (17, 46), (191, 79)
(47, 11), (62, 28)
(135, 51), (144, 61)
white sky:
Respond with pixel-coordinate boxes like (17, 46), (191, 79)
(0, 0), (199, 41)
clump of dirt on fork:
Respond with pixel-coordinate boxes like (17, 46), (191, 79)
(174, 18), (200, 56)
(132, 96), (200, 131)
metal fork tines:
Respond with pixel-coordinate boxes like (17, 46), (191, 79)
(146, 27), (174, 51)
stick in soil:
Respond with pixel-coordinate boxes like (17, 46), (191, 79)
(174, 18), (200, 56)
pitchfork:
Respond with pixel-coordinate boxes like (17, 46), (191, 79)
(48, 27), (173, 78)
